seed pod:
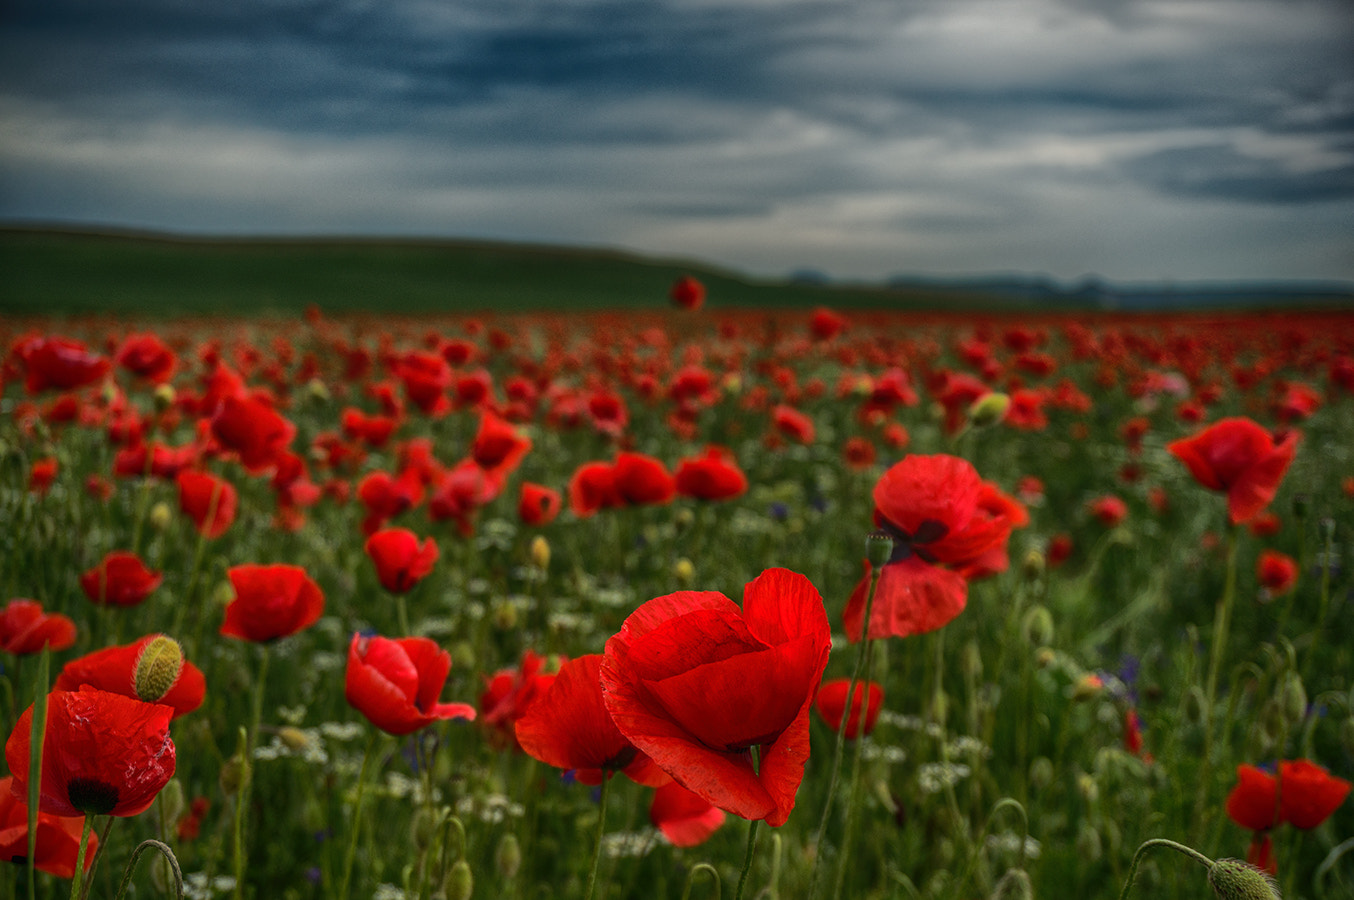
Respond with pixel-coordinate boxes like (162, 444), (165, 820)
(866, 530), (895, 569)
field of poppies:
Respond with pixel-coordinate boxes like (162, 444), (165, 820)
(2, 295), (1352, 900)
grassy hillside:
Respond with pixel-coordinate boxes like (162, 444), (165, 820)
(0, 227), (987, 317)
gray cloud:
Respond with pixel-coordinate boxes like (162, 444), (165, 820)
(1, 0), (1352, 281)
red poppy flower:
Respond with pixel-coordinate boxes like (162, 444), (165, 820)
(516, 654), (667, 786)
(0, 598), (76, 655)
(6, 686), (175, 817)
(1089, 495), (1128, 528)
(393, 351), (452, 416)
(1047, 533), (1074, 568)
(842, 437), (877, 471)
(601, 568), (832, 826)
(809, 307), (846, 341)
(20, 337), (110, 394)
(518, 482), (562, 526)
(115, 334), (177, 384)
(345, 633), (476, 735)
(1167, 417), (1299, 525)
(1123, 708), (1145, 757)
(210, 393), (296, 474)
(771, 405), (815, 444)
(1256, 550), (1298, 596)
(357, 469), (425, 532)
(568, 461), (621, 518)
(365, 528), (439, 594)
(650, 780), (727, 847)
(220, 564), (324, 643)
(0, 774), (97, 878)
(54, 635), (206, 718)
(669, 276), (706, 310)
(176, 470), (238, 539)
(674, 447), (748, 501)
(813, 679), (884, 739)
(28, 457), (57, 495)
(586, 390), (629, 438)
(471, 410), (531, 474)
(340, 408), (399, 448)
(479, 650), (558, 752)
(1247, 833), (1277, 876)
(78, 551), (163, 607)
(1226, 760), (1351, 831)
(613, 452), (677, 506)
(427, 460), (502, 537)
(843, 455), (1024, 642)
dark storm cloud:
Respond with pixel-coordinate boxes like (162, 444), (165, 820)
(1, 0), (1352, 280)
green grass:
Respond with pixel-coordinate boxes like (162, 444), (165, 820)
(0, 227), (994, 317)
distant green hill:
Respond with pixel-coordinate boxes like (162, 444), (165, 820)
(2, 226), (1348, 317)
(0, 226), (988, 317)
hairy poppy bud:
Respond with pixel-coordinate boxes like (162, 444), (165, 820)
(673, 557), (695, 585)
(1075, 822), (1102, 862)
(219, 755), (243, 797)
(1021, 549), (1045, 582)
(158, 777), (186, 831)
(1029, 757), (1054, 791)
(1022, 606), (1054, 647)
(529, 535), (551, 571)
(149, 501), (173, 531)
(444, 859), (473, 900)
(989, 868), (1033, 900)
(1278, 671), (1307, 727)
(411, 806), (439, 852)
(968, 392), (1011, 429)
(496, 833), (521, 880)
(153, 383), (176, 412)
(1207, 858), (1281, 899)
(866, 530), (895, 569)
(306, 377), (330, 403)
(134, 635), (185, 702)
(673, 508), (695, 532)
(492, 601), (518, 631)
(1256, 699), (1285, 754)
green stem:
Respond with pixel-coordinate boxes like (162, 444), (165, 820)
(68, 817), (95, 900)
(1194, 526), (1239, 840)
(679, 863), (721, 900)
(114, 839), (184, 900)
(1117, 839), (1213, 900)
(26, 646), (50, 900)
(77, 816), (117, 900)
(1301, 520), (1336, 679)
(809, 563), (882, 899)
(233, 645), (270, 900)
(583, 773), (613, 900)
(339, 731), (379, 900)
(733, 817), (761, 900)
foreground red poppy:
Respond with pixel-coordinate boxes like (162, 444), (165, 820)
(6, 686), (175, 818)
(345, 634), (476, 735)
(601, 568), (831, 826)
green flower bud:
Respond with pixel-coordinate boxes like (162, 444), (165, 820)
(444, 859), (474, 900)
(1021, 549), (1045, 582)
(1207, 858), (1281, 900)
(153, 383), (177, 412)
(134, 635), (184, 703)
(306, 377), (330, 403)
(158, 778), (186, 832)
(412, 806), (439, 852)
(495, 834), (522, 880)
(529, 535), (551, 571)
(1028, 757), (1055, 792)
(219, 755), (243, 797)
(1291, 493), (1310, 520)
(989, 868), (1033, 900)
(1075, 823), (1102, 863)
(149, 501), (173, 532)
(1278, 671), (1307, 727)
(968, 392), (1011, 429)
(1021, 606), (1054, 647)
(492, 601), (518, 631)
(673, 557), (695, 586)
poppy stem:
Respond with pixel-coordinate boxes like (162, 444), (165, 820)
(338, 731), (379, 900)
(233, 644), (270, 900)
(25, 646), (50, 900)
(1193, 524), (1239, 840)
(733, 816), (761, 900)
(808, 562), (882, 900)
(1116, 839), (1213, 900)
(582, 772), (612, 900)
(77, 816), (117, 900)
(679, 862), (721, 900)
(67, 816), (95, 900)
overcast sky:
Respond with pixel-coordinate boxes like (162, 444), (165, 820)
(2, 0), (1352, 283)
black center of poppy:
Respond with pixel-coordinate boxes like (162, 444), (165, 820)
(67, 777), (119, 815)
(604, 746), (638, 771)
(880, 517), (948, 565)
